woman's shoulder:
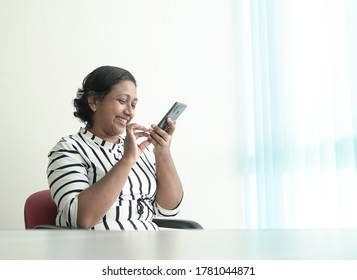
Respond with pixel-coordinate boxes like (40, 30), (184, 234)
(58, 130), (82, 144)
(49, 129), (85, 151)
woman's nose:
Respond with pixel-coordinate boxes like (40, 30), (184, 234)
(125, 105), (134, 116)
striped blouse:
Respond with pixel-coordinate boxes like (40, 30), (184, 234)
(47, 127), (180, 230)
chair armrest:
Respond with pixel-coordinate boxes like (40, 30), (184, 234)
(32, 225), (70, 229)
(153, 218), (203, 229)
(32, 220), (204, 230)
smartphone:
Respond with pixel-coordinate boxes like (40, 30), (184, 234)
(157, 102), (187, 131)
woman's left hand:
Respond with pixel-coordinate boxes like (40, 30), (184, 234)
(149, 118), (176, 155)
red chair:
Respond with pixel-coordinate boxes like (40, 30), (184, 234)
(24, 189), (203, 229)
(24, 189), (57, 229)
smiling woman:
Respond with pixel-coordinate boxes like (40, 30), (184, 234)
(87, 81), (138, 142)
(46, 65), (184, 230)
(73, 66), (138, 134)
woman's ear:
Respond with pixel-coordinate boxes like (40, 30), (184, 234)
(87, 95), (97, 113)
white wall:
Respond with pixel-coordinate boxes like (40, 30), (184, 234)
(0, 0), (243, 229)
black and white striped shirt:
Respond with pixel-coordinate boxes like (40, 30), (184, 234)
(47, 128), (180, 230)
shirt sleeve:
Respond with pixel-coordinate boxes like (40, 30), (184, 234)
(47, 138), (90, 228)
(153, 199), (182, 217)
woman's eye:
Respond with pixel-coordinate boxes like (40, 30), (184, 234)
(131, 103), (137, 109)
(119, 99), (126, 104)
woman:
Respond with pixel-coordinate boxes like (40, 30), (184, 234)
(47, 66), (183, 230)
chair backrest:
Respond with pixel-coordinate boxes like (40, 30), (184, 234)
(24, 189), (57, 229)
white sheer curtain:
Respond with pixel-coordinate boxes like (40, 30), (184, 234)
(236, 0), (357, 228)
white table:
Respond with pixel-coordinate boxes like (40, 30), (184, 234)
(1, 229), (357, 259)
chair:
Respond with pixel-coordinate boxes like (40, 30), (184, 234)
(24, 189), (203, 230)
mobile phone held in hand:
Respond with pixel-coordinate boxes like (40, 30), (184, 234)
(157, 102), (187, 131)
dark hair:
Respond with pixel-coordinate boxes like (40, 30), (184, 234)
(73, 65), (137, 128)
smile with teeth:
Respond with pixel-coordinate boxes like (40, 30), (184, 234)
(116, 116), (129, 126)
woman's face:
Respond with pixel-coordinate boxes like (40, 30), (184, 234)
(89, 80), (137, 143)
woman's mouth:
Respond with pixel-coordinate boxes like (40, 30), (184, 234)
(116, 116), (129, 126)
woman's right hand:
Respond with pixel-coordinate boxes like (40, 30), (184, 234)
(122, 123), (151, 164)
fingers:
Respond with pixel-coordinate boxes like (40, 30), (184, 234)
(127, 123), (148, 134)
(126, 119), (177, 150)
(149, 132), (166, 146)
(163, 118), (176, 134)
(123, 124), (151, 162)
(152, 118), (176, 135)
(149, 120), (175, 148)
(126, 123), (150, 140)
(134, 131), (150, 139)
(138, 139), (151, 151)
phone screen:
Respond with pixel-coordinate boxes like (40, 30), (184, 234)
(157, 102), (187, 131)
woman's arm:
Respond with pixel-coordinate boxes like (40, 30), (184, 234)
(76, 156), (134, 228)
(149, 118), (184, 210)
